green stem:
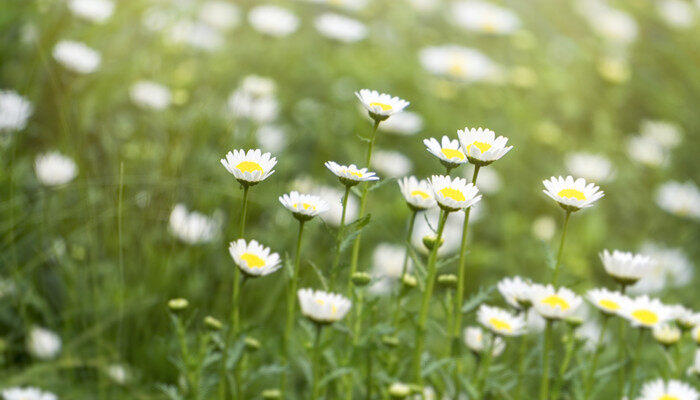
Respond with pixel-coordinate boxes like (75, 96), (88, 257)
(617, 284), (628, 399)
(552, 325), (576, 398)
(412, 209), (449, 384)
(175, 315), (194, 394)
(392, 210), (417, 329)
(475, 332), (495, 397)
(551, 210), (571, 286)
(514, 328), (529, 400)
(365, 304), (375, 400)
(540, 320), (553, 400)
(584, 315), (610, 399)
(282, 220), (306, 394)
(311, 324), (324, 400)
(627, 329), (644, 398)
(330, 185), (351, 291)
(239, 185), (249, 237)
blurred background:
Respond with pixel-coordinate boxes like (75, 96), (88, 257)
(0, 0), (698, 398)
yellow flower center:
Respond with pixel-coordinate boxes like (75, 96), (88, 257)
(448, 57), (466, 77)
(466, 141), (492, 154)
(236, 161), (263, 174)
(294, 203), (315, 211)
(343, 169), (362, 178)
(489, 317), (512, 332)
(441, 148), (466, 160)
(440, 187), (466, 202)
(331, 304), (337, 314)
(557, 189), (586, 200)
(541, 294), (570, 310)
(631, 309), (658, 325)
(369, 101), (392, 111)
(481, 21), (497, 33)
(598, 299), (620, 311)
(659, 395), (680, 400)
(241, 252), (265, 268)
(410, 190), (430, 199)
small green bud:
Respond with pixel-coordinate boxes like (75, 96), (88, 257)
(388, 382), (411, 399)
(437, 274), (458, 288)
(401, 274), (417, 288)
(565, 317), (583, 328)
(261, 389), (282, 399)
(204, 316), (223, 331)
(422, 235), (443, 251)
(351, 272), (372, 287)
(381, 335), (400, 348)
(245, 336), (261, 351)
(168, 298), (189, 312)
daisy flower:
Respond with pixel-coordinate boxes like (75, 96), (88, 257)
(355, 89), (409, 122)
(586, 288), (628, 316)
(168, 204), (220, 245)
(68, 0), (114, 23)
(279, 191), (329, 221)
(669, 304), (697, 330)
(532, 284), (582, 320)
(429, 175), (482, 212)
(221, 149), (276, 185)
(542, 176), (604, 212)
(248, 5), (299, 37)
(477, 304), (526, 336)
(419, 45), (501, 83)
(600, 249), (653, 286)
(692, 325), (700, 345)
(228, 75), (279, 123)
(565, 152), (614, 183)
(27, 326), (61, 360)
(630, 242), (694, 295)
(129, 80), (172, 110)
(464, 326), (506, 357)
(35, 152), (78, 186)
(635, 378), (698, 400)
(620, 295), (671, 329)
(398, 176), (436, 211)
(52, 40), (101, 74)
(228, 239), (282, 277)
(452, 1), (520, 35)
(297, 288), (351, 324)
(640, 119), (682, 148)
(497, 276), (535, 309)
(0, 90), (33, 132)
(652, 324), (681, 346)
(313, 185), (358, 226)
(457, 127), (513, 166)
(424, 136), (467, 170)
(371, 150), (412, 178)
(690, 349), (700, 376)
(1, 387), (57, 400)
(199, 1), (240, 31)
(314, 13), (367, 43)
(657, 0), (694, 29)
(325, 161), (378, 187)
(655, 181), (700, 220)
(379, 111), (423, 135)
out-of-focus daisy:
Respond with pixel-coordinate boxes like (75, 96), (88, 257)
(497, 276), (534, 310)
(600, 249), (653, 286)
(325, 161), (378, 187)
(248, 5), (299, 37)
(630, 243), (694, 294)
(635, 378), (699, 400)
(129, 81), (172, 110)
(464, 326), (506, 357)
(620, 295), (671, 329)
(297, 288), (351, 324)
(565, 152), (614, 183)
(577, 0), (638, 45)
(542, 176), (604, 212)
(168, 21), (224, 51)
(221, 149), (277, 185)
(531, 215), (556, 241)
(256, 124), (287, 153)
(655, 181), (700, 220)
(532, 285), (582, 320)
(35, 151), (78, 186)
(457, 127), (513, 166)
(690, 349), (700, 376)
(371, 150), (412, 178)
(1, 387), (57, 400)
(279, 191), (329, 221)
(27, 326), (61, 360)
(657, 0), (695, 29)
(477, 304), (525, 336)
(52, 40), (101, 74)
(379, 111), (423, 135)
(640, 119), (682, 148)
(576, 321), (608, 351)
(452, 1), (520, 35)
(668, 305), (697, 330)
(692, 325), (700, 345)
(314, 0), (368, 11)
(228, 75), (279, 123)
(466, 166), (501, 193)
(398, 176), (436, 211)
(0, 90), (32, 132)
(68, 0), (114, 23)
(429, 175), (482, 212)
(313, 185), (358, 226)
(424, 136), (467, 170)
(314, 13), (367, 43)
(229, 239), (282, 277)
(106, 363), (129, 385)
(627, 135), (667, 167)
(199, 1), (240, 31)
(168, 204), (220, 245)
(526, 307), (546, 333)
(653, 324), (681, 346)
(586, 288), (628, 316)
(355, 89), (409, 122)
(419, 45), (501, 82)
(371, 243), (410, 280)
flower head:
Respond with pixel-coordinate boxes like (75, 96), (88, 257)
(629, 243), (693, 295)
(279, 191), (329, 221)
(452, 1), (520, 35)
(497, 276), (535, 309)
(655, 181), (700, 221)
(429, 175), (482, 212)
(248, 5), (299, 37)
(68, 0), (114, 23)
(542, 176), (604, 212)
(620, 295), (671, 329)
(652, 324), (681, 346)
(586, 287), (628, 316)
(221, 149), (276, 185)
(464, 326), (505, 357)
(424, 136), (467, 170)
(635, 378), (698, 400)
(693, 325), (700, 345)
(169, 204), (220, 245)
(27, 326), (61, 360)
(130, 80), (172, 110)
(297, 288), (351, 324)
(314, 13), (367, 43)
(2, 387), (57, 400)
(419, 45), (501, 82)
(565, 152), (614, 183)
(398, 176), (436, 211)
(532, 284), (582, 320)
(35, 151), (78, 186)
(325, 161), (378, 187)
(52, 40), (101, 74)
(477, 304), (525, 336)
(600, 249), (653, 286)
(456, 127), (513, 166)
(229, 239), (282, 277)
(355, 89), (409, 122)
(0, 90), (33, 132)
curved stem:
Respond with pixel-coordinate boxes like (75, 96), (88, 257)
(552, 210), (571, 286)
(282, 220), (305, 394)
(392, 210), (418, 329)
(540, 320), (553, 400)
(584, 315), (610, 399)
(311, 324), (324, 400)
(330, 185), (351, 291)
(412, 209), (449, 384)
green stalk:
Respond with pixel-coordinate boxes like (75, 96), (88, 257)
(514, 327), (529, 400)
(617, 284), (627, 399)
(475, 332), (495, 397)
(391, 210), (418, 328)
(412, 209), (449, 384)
(330, 185), (351, 291)
(281, 220), (306, 394)
(627, 329), (644, 398)
(551, 210), (571, 286)
(311, 324), (324, 400)
(174, 314), (194, 394)
(584, 315), (610, 399)
(552, 325), (576, 398)
(540, 320), (553, 400)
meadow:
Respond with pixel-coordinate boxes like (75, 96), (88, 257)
(1, 0), (699, 399)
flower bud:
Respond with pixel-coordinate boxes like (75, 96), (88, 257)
(401, 274), (417, 288)
(245, 336), (262, 351)
(204, 316), (223, 331)
(168, 298), (189, 312)
(422, 235), (444, 251)
(564, 317), (583, 328)
(261, 389), (282, 399)
(653, 324), (681, 347)
(388, 382), (411, 399)
(437, 274), (458, 288)
(351, 272), (372, 287)
(381, 335), (400, 348)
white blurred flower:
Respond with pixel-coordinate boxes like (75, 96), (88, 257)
(168, 204), (220, 245)
(168, 21), (223, 51)
(577, 0), (638, 45)
(464, 326), (506, 357)
(655, 181), (700, 220)
(635, 379), (699, 400)
(315, 13), (367, 43)
(531, 215), (556, 241)
(526, 307), (546, 333)
(314, 185), (359, 226)
(228, 75), (279, 123)
(371, 150), (412, 178)
(248, 5), (299, 37)
(106, 363), (129, 385)
(318, 0), (368, 11)
(690, 349), (700, 376)
(657, 0), (695, 29)
(68, 0), (114, 23)
(627, 134), (667, 167)
(629, 243), (694, 295)
(35, 152), (78, 186)
(2, 387), (57, 400)
(199, 1), (240, 31)
(0, 90), (32, 132)
(371, 243), (409, 279)
(640, 119), (683, 148)
(653, 324), (681, 346)
(466, 165), (501, 194)
(256, 124), (287, 153)
(600, 249), (653, 286)
(565, 152), (614, 183)
(297, 288), (351, 324)
(378, 111), (423, 135)
(27, 326), (61, 360)
(419, 45), (501, 82)
(452, 1), (520, 35)
(129, 81), (172, 110)
(52, 40), (101, 74)
(576, 321), (608, 351)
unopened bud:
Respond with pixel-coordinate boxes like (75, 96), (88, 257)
(438, 274), (458, 288)
(245, 336), (262, 351)
(422, 235), (443, 251)
(168, 298), (189, 312)
(388, 382), (411, 399)
(381, 335), (400, 348)
(261, 389), (282, 399)
(401, 274), (417, 288)
(204, 316), (223, 331)
(351, 272), (372, 287)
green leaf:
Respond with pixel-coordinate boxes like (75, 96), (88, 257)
(307, 260), (328, 290)
(339, 214), (371, 252)
(368, 177), (395, 192)
(461, 285), (495, 313)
